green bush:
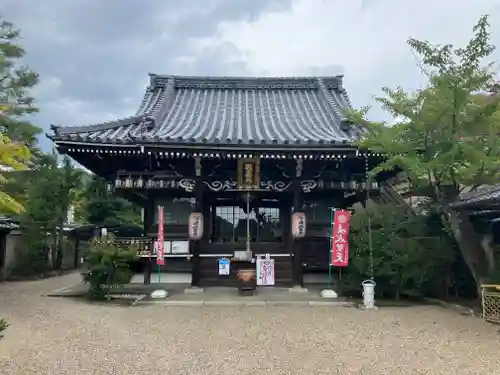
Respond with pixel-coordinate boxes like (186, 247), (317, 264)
(81, 234), (138, 300)
(349, 204), (454, 299)
(0, 319), (8, 339)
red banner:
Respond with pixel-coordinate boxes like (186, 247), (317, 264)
(157, 205), (165, 266)
(331, 210), (351, 267)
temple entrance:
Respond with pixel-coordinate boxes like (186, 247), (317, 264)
(211, 206), (281, 245)
(197, 194), (293, 287)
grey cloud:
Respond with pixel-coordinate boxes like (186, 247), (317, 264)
(1, 0), (291, 150)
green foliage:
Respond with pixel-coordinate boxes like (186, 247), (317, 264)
(82, 176), (141, 228)
(0, 318), (7, 339)
(0, 134), (30, 213)
(82, 234), (138, 300)
(346, 15), (500, 198)
(345, 15), (499, 292)
(350, 204), (454, 298)
(15, 152), (83, 275)
(0, 17), (41, 149)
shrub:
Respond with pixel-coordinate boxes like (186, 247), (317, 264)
(81, 234), (138, 300)
(349, 204), (454, 299)
(0, 319), (8, 339)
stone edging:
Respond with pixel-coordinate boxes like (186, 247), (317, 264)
(421, 297), (476, 316)
(134, 300), (357, 307)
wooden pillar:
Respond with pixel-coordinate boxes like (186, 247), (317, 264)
(143, 196), (154, 285)
(73, 237), (80, 269)
(292, 159), (303, 287)
(191, 157), (203, 288)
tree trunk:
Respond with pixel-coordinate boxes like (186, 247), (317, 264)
(51, 231), (58, 271)
(444, 205), (490, 296)
(55, 228), (64, 271)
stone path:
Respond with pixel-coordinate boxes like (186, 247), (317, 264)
(1, 273), (499, 375)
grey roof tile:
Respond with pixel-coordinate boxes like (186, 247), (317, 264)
(453, 184), (500, 207)
(50, 74), (361, 147)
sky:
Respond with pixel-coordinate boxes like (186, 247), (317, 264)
(3, 0), (500, 152)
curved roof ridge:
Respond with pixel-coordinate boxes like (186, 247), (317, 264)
(149, 74), (345, 90)
(51, 83), (161, 137)
(50, 115), (143, 136)
(152, 73), (344, 81)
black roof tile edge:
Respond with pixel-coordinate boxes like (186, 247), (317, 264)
(52, 136), (358, 150)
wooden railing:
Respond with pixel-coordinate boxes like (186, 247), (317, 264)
(115, 237), (151, 257)
(481, 284), (500, 324)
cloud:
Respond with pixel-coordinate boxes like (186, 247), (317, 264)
(2, 0), (500, 153)
(198, 0), (500, 118)
(1, 0), (291, 150)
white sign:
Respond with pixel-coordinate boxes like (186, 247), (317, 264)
(291, 212), (306, 238)
(171, 241), (189, 254)
(153, 240), (171, 254)
(218, 258), (230, 275)
(189, 212), (203, 240)
(256, 256), (275, 286)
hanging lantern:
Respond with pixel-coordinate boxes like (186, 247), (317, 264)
(189, 212), (203, 240)
(291, 212), (306, 238)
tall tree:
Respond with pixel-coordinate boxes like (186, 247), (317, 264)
(0, 17), (41, 149)
(347, 15), (500, 292)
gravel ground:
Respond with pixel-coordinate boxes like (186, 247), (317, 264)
(0, 273), (499, 375)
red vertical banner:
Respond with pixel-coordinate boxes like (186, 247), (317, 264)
(157, 205), (165, 266)
(331, 210), (351, 267)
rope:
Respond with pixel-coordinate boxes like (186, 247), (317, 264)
(365, 154), (375, 281)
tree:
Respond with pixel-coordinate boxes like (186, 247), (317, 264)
(346, 15), (500, 293)
(19, 152), (82, 273)
(0, 133), (30, 213)
(350, 204), (454, 299)
(82, 234), (138, 300)
(0, 17), (41, 149)
(82, 176), (141, 228)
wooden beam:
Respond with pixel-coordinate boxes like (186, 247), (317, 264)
(191, 156), (203, 288)
(143, 196), (154, 285)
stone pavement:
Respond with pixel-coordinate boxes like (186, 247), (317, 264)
(2, 272), (500, 375)
(45, 280), (357, 307)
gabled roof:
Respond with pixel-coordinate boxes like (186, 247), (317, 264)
(50, 74), (362, 148)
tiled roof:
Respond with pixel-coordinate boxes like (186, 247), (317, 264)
(50, 75), (362, 147)
(452, 184), (500, 208)
(0, 216), (19, 230)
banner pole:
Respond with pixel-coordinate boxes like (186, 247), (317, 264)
(158, 263), (161, 284)
(327, 208), (334, 290)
